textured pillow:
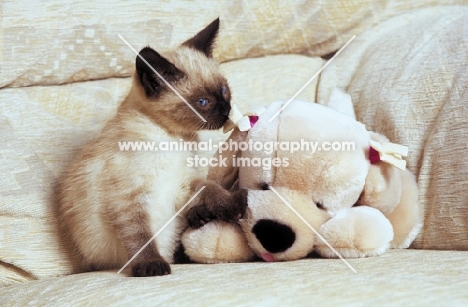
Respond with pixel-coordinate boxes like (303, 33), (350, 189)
(0, 78), (131, 286)
(0, 54), (323, 285)
(318, 6), (468, 250)
(2, 0), (466, 88)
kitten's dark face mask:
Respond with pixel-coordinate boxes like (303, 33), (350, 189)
(134, 18), (231, 132)
(189, 83), (231, 130)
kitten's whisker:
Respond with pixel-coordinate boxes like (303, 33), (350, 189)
(190, 121), (206, 134)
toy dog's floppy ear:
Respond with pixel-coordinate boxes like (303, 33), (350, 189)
(207, 128), (248, 190)
(357, 132), (404, 214)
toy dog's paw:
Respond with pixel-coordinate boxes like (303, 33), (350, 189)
(132, 259), (171, 277)
(315, 207), (394, 259)
(187, 204), (215, 229)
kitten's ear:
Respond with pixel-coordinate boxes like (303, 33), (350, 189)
(136, 47), (184, 97)
(182, 18), (220, 57)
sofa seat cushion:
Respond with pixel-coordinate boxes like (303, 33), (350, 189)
(1, 250), (467, 305)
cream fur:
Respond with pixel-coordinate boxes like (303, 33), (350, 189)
(182, 90), (422, 263)
(315, 207), (394, 258)
(182, 221), (254, 263)
(58, 110), (200, 269)
(240, 189), (330, 261)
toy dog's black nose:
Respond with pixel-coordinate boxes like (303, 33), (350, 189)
(252, 219), (296, 253)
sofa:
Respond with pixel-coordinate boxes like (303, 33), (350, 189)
(1, 0), (467, 305)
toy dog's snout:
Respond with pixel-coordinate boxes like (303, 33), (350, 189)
(251, 219), (296, 259)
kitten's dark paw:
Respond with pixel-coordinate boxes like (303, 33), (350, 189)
(187, 204), (214, 228)
(132, 260), (171, 277)
(225, 189), (248, 222)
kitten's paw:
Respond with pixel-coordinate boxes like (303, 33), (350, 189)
(187, 204), (214, 229)
(132, 260), (171, 277)
(225, 189), (248, 222)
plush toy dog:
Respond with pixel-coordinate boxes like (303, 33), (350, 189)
(182, 89), (423, 263)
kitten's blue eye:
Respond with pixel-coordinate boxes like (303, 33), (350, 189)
(221, 85), (227, 96)
(198, 98), (208, 107)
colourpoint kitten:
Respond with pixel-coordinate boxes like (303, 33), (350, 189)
(57, 18), (246, 277)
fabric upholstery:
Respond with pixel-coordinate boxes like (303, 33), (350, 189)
(2, 250), (468, 305)
(318, 5), (468, 250)
(1, 0), (467, 304)
(2, 0), (466, 88)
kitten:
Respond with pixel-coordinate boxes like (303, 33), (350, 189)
(57, 18), (246, 277)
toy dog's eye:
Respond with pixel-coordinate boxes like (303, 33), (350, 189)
(260, 182), (270, 190)
(316, 203), (325, 210)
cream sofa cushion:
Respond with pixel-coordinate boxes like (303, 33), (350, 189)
(2, 0), (466, 88)
(2, 250), (468, 306)
(318, 6), (468, 250)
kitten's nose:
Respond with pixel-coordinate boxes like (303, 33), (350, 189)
(252, 219), (296, 253)
(221, 102), (231, 117)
